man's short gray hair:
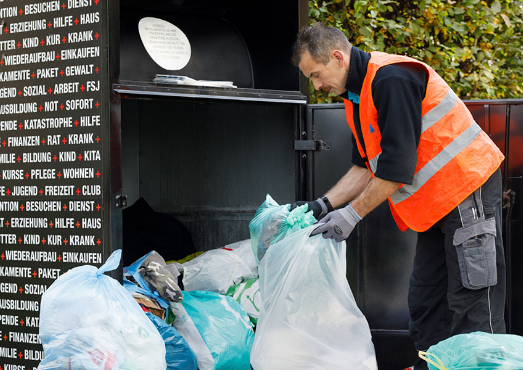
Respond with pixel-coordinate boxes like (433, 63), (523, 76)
(292, 23), (351, 66)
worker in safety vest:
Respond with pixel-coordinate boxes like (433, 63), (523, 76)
(290, 23), (506, 370)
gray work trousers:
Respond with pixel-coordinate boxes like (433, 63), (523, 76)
(408, 168), (506, 370)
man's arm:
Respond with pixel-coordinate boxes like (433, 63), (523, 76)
(325, 165), (372, 208)
(351, 176), (402, 218)
(290, 165), (372, 219)
(311, 172), (402, 242)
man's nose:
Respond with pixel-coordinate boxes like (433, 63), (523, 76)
(312, 78), (322, 90)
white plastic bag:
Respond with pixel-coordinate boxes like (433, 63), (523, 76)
(182, 247), (256, 294)
(38, 249), (167, 370)
(251, 226), (377, 370)
(223, 239), (258, 277)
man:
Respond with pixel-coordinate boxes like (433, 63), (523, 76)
(290, 23), (506, 370)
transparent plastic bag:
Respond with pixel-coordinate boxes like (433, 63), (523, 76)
(420, 331), (523, 370)
(38, 249), (167, 370)
(250, 227), (377, 370)
(249, 194), (316, 264)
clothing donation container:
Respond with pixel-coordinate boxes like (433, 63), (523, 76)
(0, 0), (522, 368)
(0, 0), (109, 368)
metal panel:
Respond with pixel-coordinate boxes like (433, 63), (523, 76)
(108, 0), (123, 284)
(223, 0), (307, 92)
(308, 105), (353, 197)
(114, 81), (307, 105)
(120, 100), (140, 205)
(121, 98), (297, 251)
(465, 100), (523, 335)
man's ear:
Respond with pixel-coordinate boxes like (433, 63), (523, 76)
(332, 50), (345, 67)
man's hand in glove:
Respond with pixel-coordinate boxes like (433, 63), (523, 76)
(311, 204), (361, 242)
(290, 197), (330, 220)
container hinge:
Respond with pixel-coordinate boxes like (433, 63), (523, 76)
(294, 140), (331, 151)
(116, 195), (128, 208)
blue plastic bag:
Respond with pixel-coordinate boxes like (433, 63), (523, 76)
(174, 291), (255, 370)
(145, 312), (197, 370)
(249, 194), (316, 264)
(38, 249), (167, 370)
(420, 331), (523, 370)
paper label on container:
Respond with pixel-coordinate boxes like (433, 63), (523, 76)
(138, 17), (191, 70)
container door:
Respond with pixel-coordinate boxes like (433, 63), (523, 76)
(301, 103), (418, 369)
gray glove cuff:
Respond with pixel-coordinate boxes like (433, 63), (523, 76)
(315, 197), (329, 219)
(339, 203), (362, 227)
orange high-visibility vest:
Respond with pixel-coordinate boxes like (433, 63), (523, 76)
(344, 52), (504, 232)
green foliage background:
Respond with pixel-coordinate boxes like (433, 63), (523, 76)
(309, 0), (523, 103)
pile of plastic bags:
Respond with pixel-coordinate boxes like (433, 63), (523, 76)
(38, 194), (379, 370)
(124, 250), (255, 370)
(38, 247), (255, 370)
(37, 250), (168, 370)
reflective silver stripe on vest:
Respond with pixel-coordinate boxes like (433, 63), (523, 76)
(367, 91), (457, 175)
(390, 120), (482, 205)
(421, 89), (459, 133)
(369, 152), (381, 173)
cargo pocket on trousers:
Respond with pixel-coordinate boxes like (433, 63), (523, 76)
(453, 218), (497, 290)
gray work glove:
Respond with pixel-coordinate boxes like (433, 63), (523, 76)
(290, 197), (329, 220)
(311, 204), (361, 242)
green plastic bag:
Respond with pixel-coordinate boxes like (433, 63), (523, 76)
(226, 278), (261, 325)
(420, 331), (523, 370)
(249, 194), (316, 264)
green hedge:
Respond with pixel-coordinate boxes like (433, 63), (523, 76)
(309, 0), (523, 103)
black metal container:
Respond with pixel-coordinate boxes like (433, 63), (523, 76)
(0, 0), (522, 368)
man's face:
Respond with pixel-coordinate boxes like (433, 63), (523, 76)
(298, 50), (348, 96)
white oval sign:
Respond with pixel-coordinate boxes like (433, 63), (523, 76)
(138, 17), (191, 70)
